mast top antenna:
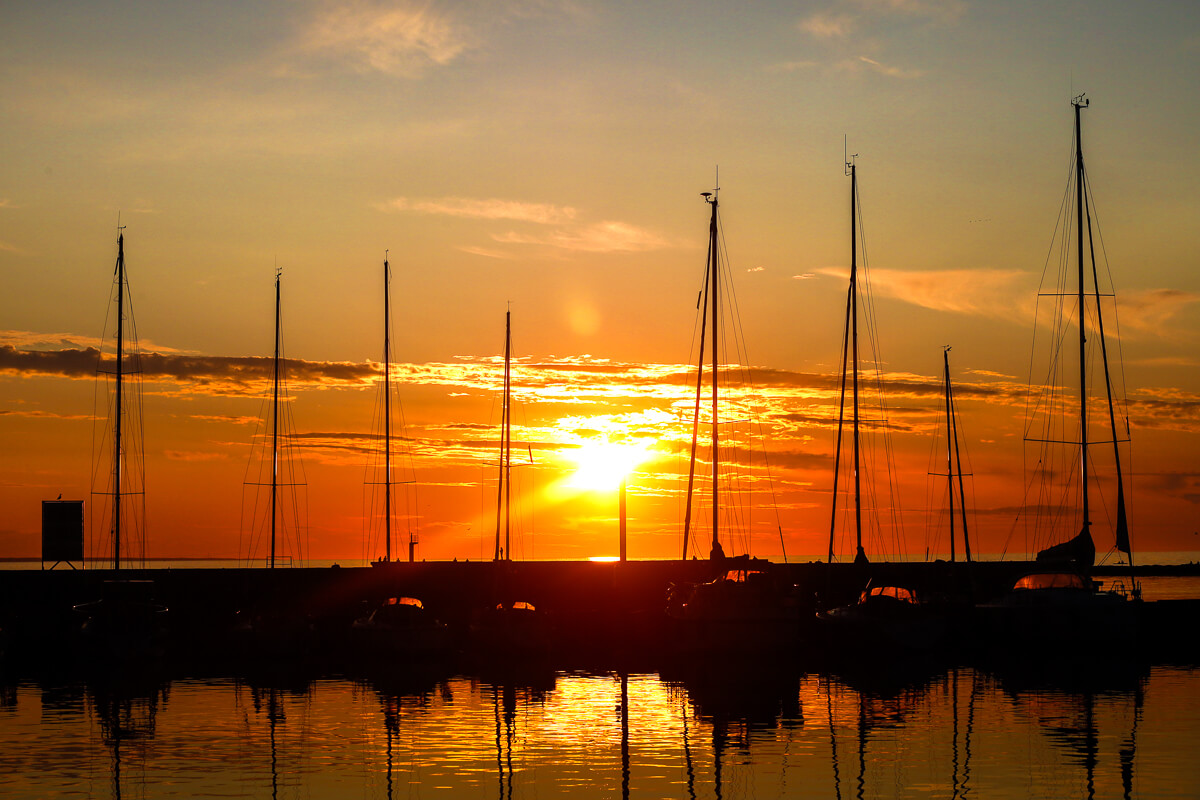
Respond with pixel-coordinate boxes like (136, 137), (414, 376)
(1072, 93), (1088, 108)
(702, 166), (720, 203)
(844, 136), (858, 176)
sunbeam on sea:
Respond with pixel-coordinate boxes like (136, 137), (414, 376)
(1, 661), (1198, 799)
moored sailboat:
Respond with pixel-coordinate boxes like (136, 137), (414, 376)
(824, 153), (904, 572)
(468, 310), (550, 660)
(241, 268), (308, 569)
(665, 185), (800, 652)
(817, 348), (976, 654)
(90, 227), (148, 569)
(978, 96), (1141, 644)
(232, 269), (312, 658)
(77, 227), (168, 659)
(369, 252), (418, 566)
(1025, 95), (1134, 575)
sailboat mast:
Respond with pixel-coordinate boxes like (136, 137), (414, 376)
(706, 191), (721, 559)
(494, 311), (512, 561)
(504, 311), (512, 562)
(944, 348), (956, 562)
(112, 231), (125, 570)
(270, 270), (281, 569)
(850, 163), (865, 563)
(827, 272), (853, 564)
(1090, 246), (1134, 567)
(1079, 102), (1134, 576)
(383, 255), (392, 563)
(1074, 96), (1091, 539)
(949, 358), (972, 562)
(682, 245), (710, 560)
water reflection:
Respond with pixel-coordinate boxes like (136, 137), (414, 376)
(88, 672), (167, 800)
(987, 659), (1150, 800)
(0, 660), (1193, 799)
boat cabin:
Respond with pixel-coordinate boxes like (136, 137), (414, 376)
(1011, 572), (1092, 592)
(720, 568), (770, 584)
(858, 585), (918, 605)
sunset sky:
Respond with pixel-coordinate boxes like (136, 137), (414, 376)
(2, 1), (1199, 563)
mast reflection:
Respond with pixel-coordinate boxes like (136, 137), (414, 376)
(989, 658), (1148, 800)
(87, 672), (166, 800)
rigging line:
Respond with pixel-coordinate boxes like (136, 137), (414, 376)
(850, 191), (889, 548)
(829, 271), (854, 562)
(853, 259), (907, 556)
(682, 225), (713, 559)
(1082, 171), (1133, 431)
(1026, 166), (1078, 436)
(713, 235), (755, 552)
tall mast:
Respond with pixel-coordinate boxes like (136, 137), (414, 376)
(1078, 99), (1134, 579)
(827, 268), (852, 564)
(112, 230), (126, 570)
(949, 352), (972, 562)
(1074, 96), (1091, 545)
(944, 348), (956, 562)
(681, 240), (710, 560)
(383, 254), (392, 563)
(270, 269), (281, 569)
(504, 311), (512, 562)
(494, 311), (512, 561)
(703, 188), (722, 560)
(850, 162), (866, 565)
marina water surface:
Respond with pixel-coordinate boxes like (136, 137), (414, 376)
(2, 660), (1198, 799)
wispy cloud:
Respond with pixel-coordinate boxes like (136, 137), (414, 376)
(851, 0), (966, 24)
(0, 409), (91, 421)
(803, 0), (965, 34)
(0, 330), (191, 356)
(1, 330), (104, 351)
(1115, 288), (1200, 338)
(0, 199), (18, 210)
(301, 1), (470, 78)
(766, 60), (820, 73)
(379, 196), (668, 255)
(0, 345), (377, 395)
(852, 55), (925, 79)
(457, 245), (514, 259)
(817, 267), (1030, 317)
(164, 450), (231, 462)
(800, 12), (857, 38)
(494, 221), (670, 254)
(795, 0), (962, 78)
(190, 414), (262, 426)
(379, 196), (576, 224)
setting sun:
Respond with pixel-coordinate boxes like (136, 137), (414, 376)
(564, 441), (650, 492)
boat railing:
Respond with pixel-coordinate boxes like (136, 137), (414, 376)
(1101, 578), (1141, 600)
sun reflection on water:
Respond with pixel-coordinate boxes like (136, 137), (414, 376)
(1, 665), (1197, 799)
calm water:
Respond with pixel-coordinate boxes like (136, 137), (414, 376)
(2, 661), (1198, 799)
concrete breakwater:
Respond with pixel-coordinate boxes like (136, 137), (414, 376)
(1, 559), (1194, 666)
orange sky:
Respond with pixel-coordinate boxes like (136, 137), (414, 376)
(2, 2), (1199, 562)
